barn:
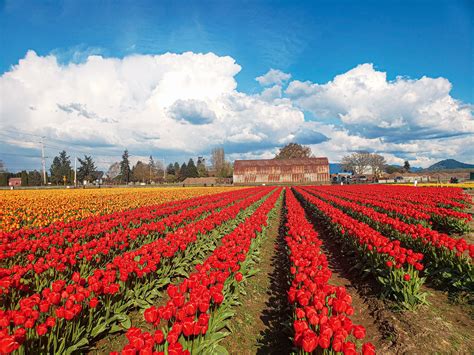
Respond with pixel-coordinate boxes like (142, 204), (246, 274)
(233, 158), (330, 185)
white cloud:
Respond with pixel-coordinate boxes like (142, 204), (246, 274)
(0, 50), (304, 169)
(258, 85), (282, 102)
(0, 53), (472, 170)
(286, 63), (474, 142)
(168, 99), (216, 125)
(256, 68), (291, 86)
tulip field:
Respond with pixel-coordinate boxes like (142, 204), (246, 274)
(0, 185), (473, 354)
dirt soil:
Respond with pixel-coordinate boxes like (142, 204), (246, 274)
(222, 202), (294, 354)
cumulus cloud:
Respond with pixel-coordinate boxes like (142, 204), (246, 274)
(256, 68), (291, 86)
(168, 99), (217, 125)
(0, 50), (304, 168)
(258, 85), (282, 102)
(285, 63), (474, 142)
(0, 52), (472, 170)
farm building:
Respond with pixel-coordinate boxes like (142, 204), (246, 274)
(233, 158), (330, 185)
(8, 178), (22, 187)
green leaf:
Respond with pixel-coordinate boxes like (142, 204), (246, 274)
(109, 324), (124, 334)
(65, 337), (89, 354)
(211, 344), (229, 355)
(91, 319), (107, 338)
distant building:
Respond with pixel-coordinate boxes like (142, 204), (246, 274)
(8, 178), (21, 187)
(233, 158), (330, 185)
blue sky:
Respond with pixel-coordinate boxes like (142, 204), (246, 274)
(2, 0), (472, 100)
(0, 0), (473, 171)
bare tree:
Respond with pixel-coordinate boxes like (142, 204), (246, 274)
(107, 162), (121, 180)
(369, 154), (386, 178)
(341, 152), (372, 175)
(211, 148), (226, 177)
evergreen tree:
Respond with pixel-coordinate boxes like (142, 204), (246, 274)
(179, 162), (187, 181)
(77, 155), (97, 183)
(27, 170), (42, 186)
(174, 162), (180, 177)
(0, 173), (9, 186)
(20, 170), (28, 186)
(166, 163), (175, 175)
(403, 160), (411, 172)
(187, 158), (199, 178)
(148, 155), (162, 182)
(120, 149), (131, 183)
(50, 151), (73, 185)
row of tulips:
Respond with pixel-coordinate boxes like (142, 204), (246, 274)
(284, 188), (375, 355)
(303, 187), (473, 292)
(0, 188), (262, 304)
(0, 188), (256, 261)
(0, 188), (275, 354)
(351, 185), (470, 209)
(120, 188), (283, 354)
(0, 187), (240, 233)
(324, 186), (472, 233)
(293, 187), (426, 310)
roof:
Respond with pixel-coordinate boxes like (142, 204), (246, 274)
(234, 157), (329, 168)
(8, 178), (21, 181)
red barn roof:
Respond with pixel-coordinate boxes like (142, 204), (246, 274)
(234, 157), (328, 170)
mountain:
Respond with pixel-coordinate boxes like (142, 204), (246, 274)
(386, 164), (422, 172)
(426, 159), (474, 171)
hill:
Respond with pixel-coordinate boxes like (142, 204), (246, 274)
(426, 159), (474, 171)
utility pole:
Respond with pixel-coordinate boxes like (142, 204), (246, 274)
(74, 155), (77, 187)
(40, 138), (47, 185)
(162, 157), (166, 180)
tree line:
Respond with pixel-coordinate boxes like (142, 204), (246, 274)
(341, 151), (411, 177)
(0, 147), (233, 186)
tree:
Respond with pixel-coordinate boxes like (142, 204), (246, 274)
(179, 162), (187, 181)
(20, 170), (28, 186)
(404, 160), (411, 172)
(186, 158), (199, 178)
(107, 162), (121, 181)
(275, 143), (312, 159)
(120, 149), (131, 184)
(174, 162), (181, 178)
(369, 154), (386, 178)
(197, 157), (208, 177)
(222, 161), (233, 178)
(132, 161), (149, 183)
(0, 173), (8, 186)
(27, 170), (42, 186)
(211, 148), (225, 175)
(341, 152), (372, 175)
(166, 163), (175, 175)
(0, 160), (6, 173)
(50, 150), (73, 185)
(77, 155), (97, 183)
(211, 148), (233, 178)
